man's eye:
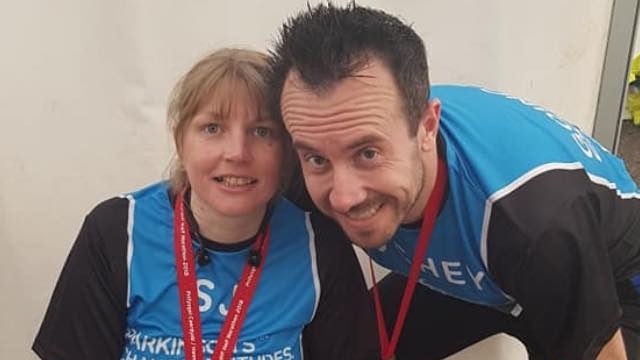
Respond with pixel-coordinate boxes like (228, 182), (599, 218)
(360, 148), (379, 160)
(306, 155), (328, 168)
(253, 127), (273, 138)
(203, 123), (220, 134)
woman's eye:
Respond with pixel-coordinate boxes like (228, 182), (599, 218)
(253, 127), (273, 138)
(203, 123), (220, 134)
(360, 148), (379, 160)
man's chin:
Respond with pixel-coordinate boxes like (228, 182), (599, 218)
(345, 230), (392, 250)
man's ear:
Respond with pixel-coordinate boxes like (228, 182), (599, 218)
(417, 99), (441, 152)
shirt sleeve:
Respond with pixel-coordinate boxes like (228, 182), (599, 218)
(33, 197), (129, 360)
(302, 212), (381, 360)
(488, 170), (624, 360)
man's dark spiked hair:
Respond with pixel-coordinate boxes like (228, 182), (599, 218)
(268, 2), (430, 134)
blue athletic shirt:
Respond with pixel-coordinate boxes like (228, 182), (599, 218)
(369, 85), (640, 317)
(123, 182), (319, 359)
(33, 182), (379, 360)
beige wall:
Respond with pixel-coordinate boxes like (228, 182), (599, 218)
(0, 1), (612, 358)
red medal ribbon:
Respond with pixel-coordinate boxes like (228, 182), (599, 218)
(370, 158), (447, 360)
(173, 191), (270, 360)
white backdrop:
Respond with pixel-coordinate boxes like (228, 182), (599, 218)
(0, 1), (612, 359)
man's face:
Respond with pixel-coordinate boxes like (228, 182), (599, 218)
(280, 58), (440, 249)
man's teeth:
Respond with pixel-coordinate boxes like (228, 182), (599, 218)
(347, 201), (383, 220)
(214, 176), (256, 187)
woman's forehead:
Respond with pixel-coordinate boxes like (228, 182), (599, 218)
(198, 81), (268, 119)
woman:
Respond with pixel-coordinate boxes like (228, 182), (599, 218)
(33, 48), (379, 360)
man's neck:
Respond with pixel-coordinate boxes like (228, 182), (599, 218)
(403, 150), (440, 225)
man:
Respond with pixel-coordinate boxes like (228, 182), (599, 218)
(268, 3), (640, 360)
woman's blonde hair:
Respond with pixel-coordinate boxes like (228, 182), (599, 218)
(167, 48), (289, 194)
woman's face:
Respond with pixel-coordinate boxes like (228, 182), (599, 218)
(180, 86), (284, 220)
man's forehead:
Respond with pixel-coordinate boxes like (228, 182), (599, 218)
(283, 59), (386, 95)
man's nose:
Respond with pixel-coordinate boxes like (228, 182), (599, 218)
(328, 167), (367, 214)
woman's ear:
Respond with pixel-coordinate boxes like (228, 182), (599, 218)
(417, 99), (441, 152)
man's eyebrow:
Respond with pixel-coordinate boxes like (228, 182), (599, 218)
(346, 134), (383, 151)
(293, 134), (383, 152)
(292, 139), (317, 152)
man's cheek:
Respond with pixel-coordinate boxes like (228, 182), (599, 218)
(305, 181), (328, 206)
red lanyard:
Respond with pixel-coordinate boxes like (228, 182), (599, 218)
(370, 159), (447, 360)
(173, 191), (270, 360)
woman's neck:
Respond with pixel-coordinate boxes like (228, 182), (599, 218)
(189, 194), (267, 244)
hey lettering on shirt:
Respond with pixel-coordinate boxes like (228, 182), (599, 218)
(418, 258), (485, 290)
(383, 242), (486, 291)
